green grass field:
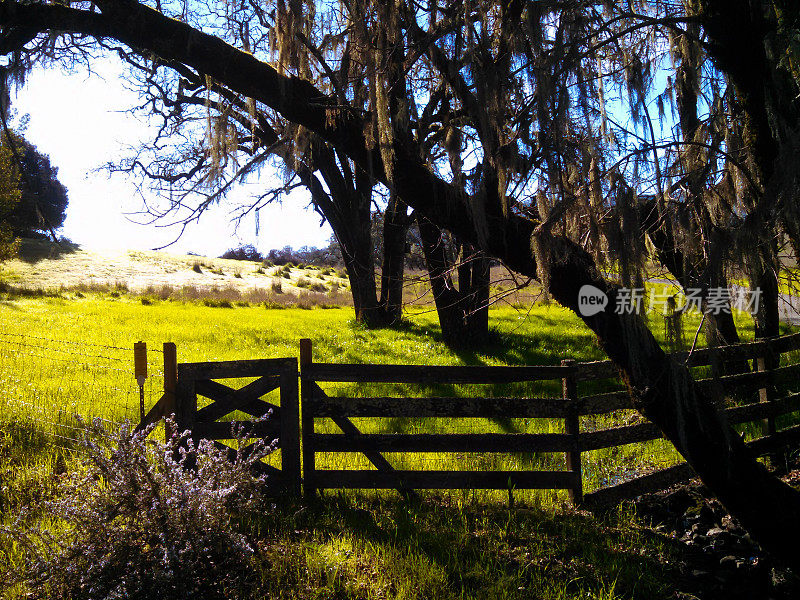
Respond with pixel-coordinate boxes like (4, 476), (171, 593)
(0, 292), (687, 599)
(0, 291), (701, 498)
(1, 256), (792, 599)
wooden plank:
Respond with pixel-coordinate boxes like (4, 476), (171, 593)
(300, 339), (316, 498)
(577, 390), (631, 415)
(746, 424), (800, 456)
(312, 469), (579, 490)
(195, 377), (280, 422)
(562, 359), (583, 505)
(678, 332), (800, 367)
(724, 393), (800, 425)
(303, 362), (572, 384)
(134, 393), (168, 433)
(162, 342), (178, 442)
(767, 331), (800, 354)
(178, 357), (296, 380)
(584, 463), (695, 507)
(311, 380), (421, 501)
(679, 345), (762, 368)
(306, 396), (570, 418)
(580, 422), (663, 451)
(576, 360), (619, 381)
(201, 398), (277, 420)
(696, 363), (800, 395)
(192, 419), (281, 441)
(279, 362), (302, 496)
(757, 355), (777, 437)
(210, 441), (283, 479)
(311, 432), (575, 453)
(175, 376), (197, 431)
(329, 415), (406, 470)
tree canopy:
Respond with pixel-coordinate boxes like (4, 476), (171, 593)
(3, 0), (800, 566)
(0, 128), (68, 239)
(3, 130), (68, 237)
(0, 138), (20, 260)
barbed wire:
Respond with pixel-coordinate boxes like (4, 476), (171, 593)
(1, 330), (166, 451)
(0, 330), (163, 353)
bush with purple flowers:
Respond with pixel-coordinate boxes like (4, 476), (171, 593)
(2, 418), (276, 600)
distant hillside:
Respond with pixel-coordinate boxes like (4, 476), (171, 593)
(0, 238), (349, 296)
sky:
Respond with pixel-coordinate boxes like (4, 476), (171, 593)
(10, 57), (332, 257)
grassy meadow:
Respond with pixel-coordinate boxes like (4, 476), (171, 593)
(0, 241), (793, 599)
(0, 289), (703, 499)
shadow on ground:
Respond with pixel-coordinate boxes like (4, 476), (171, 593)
(254, 494), (691, 599)
(16, 237), (81, 264)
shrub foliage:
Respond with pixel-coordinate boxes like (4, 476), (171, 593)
(2, 418), (276, 600)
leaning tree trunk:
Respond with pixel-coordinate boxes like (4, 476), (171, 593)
(537, 234), (800, 567)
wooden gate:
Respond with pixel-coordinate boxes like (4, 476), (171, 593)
(299, 339), (584, 501)
(174, 358), (301, 495)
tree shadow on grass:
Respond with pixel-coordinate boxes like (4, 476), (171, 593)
(393, 318), (604, 368)
(16, 237), (80, 264)
(263, 494), (688, 599)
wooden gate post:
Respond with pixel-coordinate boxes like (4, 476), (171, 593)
(562, 359), (583, 505)
(163, 342), (178, 442)
(757, 353), (777, 439)
(280, 358), (302, 496)
(299, 338), (316, 498)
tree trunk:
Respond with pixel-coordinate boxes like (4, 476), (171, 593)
(418, 217), (490, 347)
(460, 244), (490, 344)
(377, 194), (409, 324)
(638, 196), (748, 372)
(418, 216), (466, 346)
(537, 235), (800, 567)
(336, 227), (385, 327)
(751, 252), (781, 341)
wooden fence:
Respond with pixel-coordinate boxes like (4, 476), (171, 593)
(139, 333), (800, 504)
(580, 331), (800, 506)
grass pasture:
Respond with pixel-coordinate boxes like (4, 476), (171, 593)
(0, 289), (766, 502)
(2, 243), (797, 599)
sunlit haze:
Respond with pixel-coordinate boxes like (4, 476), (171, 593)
(10, 57), (332, 257)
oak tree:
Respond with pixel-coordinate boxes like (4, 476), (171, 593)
(4, 0), (800, 565)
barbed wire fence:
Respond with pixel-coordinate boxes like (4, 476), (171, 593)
(0, 331), (166, 449)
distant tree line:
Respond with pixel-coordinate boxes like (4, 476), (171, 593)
(220, 213), (435, 270)
(220, 243), (341, 266)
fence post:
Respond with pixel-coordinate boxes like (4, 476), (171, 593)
(757, 352), (777, 438)
(134, 341), (147, 422)
(299, 338), (316, 498)
(174, 364), (197, 432)
(562, 359), (583, 506)
(280, 358), (302, 497)
(163, 342), (177, 442)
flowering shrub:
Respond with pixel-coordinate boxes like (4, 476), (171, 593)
(2, 418), (276, 600)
